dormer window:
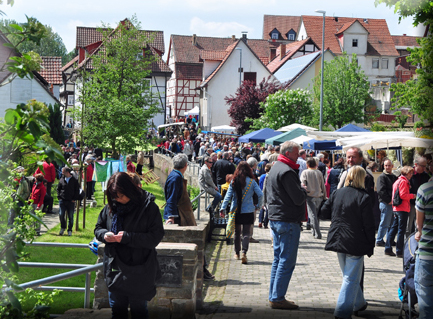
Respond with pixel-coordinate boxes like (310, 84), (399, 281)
(286, 29), (297, 41)
(352, 39), (358, 47)
(269, 28), (281, 40)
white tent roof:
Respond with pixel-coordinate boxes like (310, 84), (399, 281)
(211, 125), (236, 132)
(185, 106), (199, 116)
(157, 122), (185, 129)
(291, 135), (312, 145)
(337, 135), (433, 151)
(310, 131), (415, 141)
(278, 124), (318, 132)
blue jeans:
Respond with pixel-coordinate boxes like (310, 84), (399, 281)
(415, 255), (433, 319)
(109, 291), (148, 319)
(376, 202), (393, 243)
(59, 200), (75, 231)
(385, 211), (408, 255)
(207, 189), (222, 210)
(335, 253), (366, 318)
(269, 220), (301, 302)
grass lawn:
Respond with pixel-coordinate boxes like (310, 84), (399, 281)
(16, 167), (165, 315)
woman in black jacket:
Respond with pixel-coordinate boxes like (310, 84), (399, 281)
(321, 166), (375, 319)
(94, 172), (164, 319)
(327, 157), (345, 195)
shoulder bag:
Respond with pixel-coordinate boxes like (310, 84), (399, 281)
(392, 181), (402, 206)
(226, 179), (253, 239)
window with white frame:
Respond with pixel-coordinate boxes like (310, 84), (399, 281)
(372, 58), (379, 69)
(288, 34), (295, 41)
(67, 95), (74, 105)
(271, 32), (278, 40)
(382, 58), (389, 69)
(352, 39), (358, 47)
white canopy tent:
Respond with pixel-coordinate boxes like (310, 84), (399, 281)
(278, 124), (318, 132)
(291, 135), (312, 146)
(338, 136), (433, 151)
(309, 131), (415, 141)
(157, 122), (185, 129)
(185, 106), (199, 116)
(211, 125), (236, 132)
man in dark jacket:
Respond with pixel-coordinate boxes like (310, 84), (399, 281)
(375, 159), (398, 247)
(266, 141), (307, 310)
(212, 152), (235, 191)
(57, 167), (80, 236)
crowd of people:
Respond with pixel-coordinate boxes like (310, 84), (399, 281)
(160, 134), (433, 318)
(9, 128), (433, 318)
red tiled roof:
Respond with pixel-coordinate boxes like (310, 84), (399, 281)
(61, 55), (79, 71)
(200, 50), (227, 61)
(200, 39), (272, 87)
(262, 15), (301, 39)
(170, 35), (277, 64)
(39, 56), (62, 85)
(301, 15), (399, 57)
(392, 35), (421, 47)
(76, 23), (170, 74)
(76, 24), (165, 54)
(267, 38), (312, 73)
(335, 20), (369, 35)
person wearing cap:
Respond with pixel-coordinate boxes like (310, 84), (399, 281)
(34, 158), (56, 197)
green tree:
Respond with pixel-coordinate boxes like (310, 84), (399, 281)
(376, 0), (433, 125)
(0, 18), (68, 64)
(47, 103), (64, 145)
(0, 15), (46, 87)
(249, 88), (313, 130)
(77, 17), (159, 158)
(312, 53), (372, 129)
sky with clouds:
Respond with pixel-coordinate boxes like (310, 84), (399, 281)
(0, 0), (425, 57)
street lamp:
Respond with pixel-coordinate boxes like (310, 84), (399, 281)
(315, 9), (326, 131)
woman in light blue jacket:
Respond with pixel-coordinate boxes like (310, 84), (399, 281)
(220, 162), (263, 264)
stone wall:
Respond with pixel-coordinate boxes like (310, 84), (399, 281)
(162, 223), (208, 310)
(93, 243), (199, 319)
(153, 153), (200, 188)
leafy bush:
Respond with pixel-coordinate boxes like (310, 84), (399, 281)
(188, 185), (201, 211)
(370, 122), (387, 132)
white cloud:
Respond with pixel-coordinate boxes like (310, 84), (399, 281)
(189, 17), (254, 38)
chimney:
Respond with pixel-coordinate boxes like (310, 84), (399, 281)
(270, 48), (276, 61)
(192, 34), (197, 46)
(241, 31), (248, 43)
(78, 47), (85, 63)
(232, 35), (236, 42)
(279, 44), (286, 60)
(403, 34), (407, 36)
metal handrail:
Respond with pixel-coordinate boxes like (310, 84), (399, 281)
(5, 242), (102, 308)
(191, 190), (205, 220)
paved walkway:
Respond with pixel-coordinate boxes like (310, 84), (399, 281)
(55, 196), (406, 319)
(199, 220), (404, 319)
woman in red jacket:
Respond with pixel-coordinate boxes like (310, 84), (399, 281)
(385, 166), (416, 257)
(85, 157), (94, 200)
(34, 159), (56, 196)
(30, 174), (47, 235)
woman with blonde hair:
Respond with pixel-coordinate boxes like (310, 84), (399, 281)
(136, 152), (144, 175)
(321, 166), (375, 319)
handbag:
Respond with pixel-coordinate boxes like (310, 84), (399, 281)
(393, 182), (402, 206)
(226, 179), (253, 239)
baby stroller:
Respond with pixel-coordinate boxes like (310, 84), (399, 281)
(398, 232), (418, 319)
(207, 187), (230, 244)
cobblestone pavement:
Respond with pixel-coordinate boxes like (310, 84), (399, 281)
(199, 220), (405, 319)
